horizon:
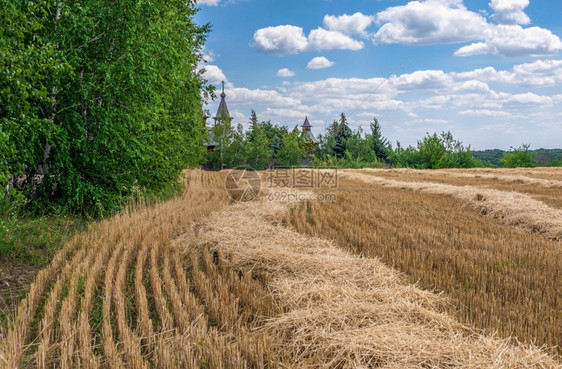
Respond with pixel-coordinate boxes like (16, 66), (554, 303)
(195, 0), (562, 151)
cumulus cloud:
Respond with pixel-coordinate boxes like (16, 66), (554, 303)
(253, 25), (363, 55)
(370, 0), (561, 58)
(253, 25), (308, 54)
(228, 87), (301, 107)
(307, 56), (335, 69)
(454, 59), (562, 86)
(489, 0), (531, 25)
(391, 70), (454, 90)
(307, 28), (364, 51)
(455, 25), (562, 57)
(276, 68), (295, 77)
(202, 65), (227, 84)
(373, 0), (488, 45)
(453, 80), (491, 93)
(323, 12), (375, 36)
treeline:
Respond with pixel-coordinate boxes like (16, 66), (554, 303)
(1, 0), (210, 216)
(473, 148), (562, 167)
(207, 111), (487, 170)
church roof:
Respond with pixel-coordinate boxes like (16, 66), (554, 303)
(214, 82), (231, 120)
(302, 116), (312, 128)
(304, 129), (317, 143)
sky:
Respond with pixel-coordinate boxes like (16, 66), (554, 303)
(195, 0), (562, 150)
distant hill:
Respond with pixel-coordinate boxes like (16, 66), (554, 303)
(472, 148), (562, 167)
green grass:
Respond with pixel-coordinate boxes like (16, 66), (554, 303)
(0, 212), (88, 268)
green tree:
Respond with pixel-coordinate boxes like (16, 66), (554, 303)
(333, 113), (352, 159)
(388, 142), (425, 168)
(369, 117), (390, 162)
(276, 130), (305, 167)
(500, 144), (537, 168)
(3, 0), (211, 215)
(0, 0), (63, 200)
(344, 129), (379, 167)
(243, 113), (272, 170)
(208, 111), (240, 170)
(418, 133), (446, 169)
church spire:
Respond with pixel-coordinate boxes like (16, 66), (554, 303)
(301, 116), (317, 143)
(214, 81), (231, 125)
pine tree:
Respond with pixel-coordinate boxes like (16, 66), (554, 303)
(370, 117), (390, 161)
(333, 113), (352, 159)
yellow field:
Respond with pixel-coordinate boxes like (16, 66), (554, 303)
(0, 168), (561, 368)
(289, 168), (562, 355)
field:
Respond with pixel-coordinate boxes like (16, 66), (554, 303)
(0, 169), (561, 368)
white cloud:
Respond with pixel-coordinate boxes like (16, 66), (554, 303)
(307, 28), (364, 51)
(504, 92), (553, 107)
(276, 68), (295, 77)
(198, 0), (221, 5)
(253, 25), (363, 55)
(202, 65), (227, 84)
(489, 0), (530, 25)
(253, 25), (308, 54)
(228, 87), (301, 107)
(323, 12), (375, 36)
(453, 80), (490, 93)
(455, 25), (562, 57)
(459, 109), (512, 118)
(391, 70), (454, 90)
(307, 56), (335, 69)
(370, 0), (561, 58)
(373, 0), (488, 45)
(456, 59), (562, 86)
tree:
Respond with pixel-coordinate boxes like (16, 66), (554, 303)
(418, 133), (446, 169)
(369, 117), (390, 162)
(333, 113), (352, 159)
(500, 144), (537, 168)
(389, 142), (425, 168)
(243, 114), (272, 170)
(0, 0), (63, 200)
(276, 130), (305, 167)
(247, 109), (259, 142)
(3, 0), (211, 215)
(344, 129), (379, 167)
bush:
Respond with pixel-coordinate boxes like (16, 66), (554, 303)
(500, 145), (537, 168)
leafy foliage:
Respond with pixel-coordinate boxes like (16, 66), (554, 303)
(369, 118), (390, 162)
(390, 131), (480, 169)
(1, 0), (211, 216)
(500, 144), (537, 168)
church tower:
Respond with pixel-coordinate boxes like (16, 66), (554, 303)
(301, 116), (318, 143)
(213, 81), (232, 126)
(205, 81), (232, 152)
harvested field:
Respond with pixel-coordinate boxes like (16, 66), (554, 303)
(288, 169), (562, 356)
(361, 168), (562, 209)
(1, 169), (560, 368)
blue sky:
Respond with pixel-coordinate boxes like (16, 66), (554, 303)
(195, 0), (562, 150)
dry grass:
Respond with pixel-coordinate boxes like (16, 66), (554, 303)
(362, 168), (562, 209)
(189, 196), (561, 368)
(344, 170), (562, 240)
(1, 168), (560, 368)
(288, 170), (562, 357)
(0, 171), (279, 368)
